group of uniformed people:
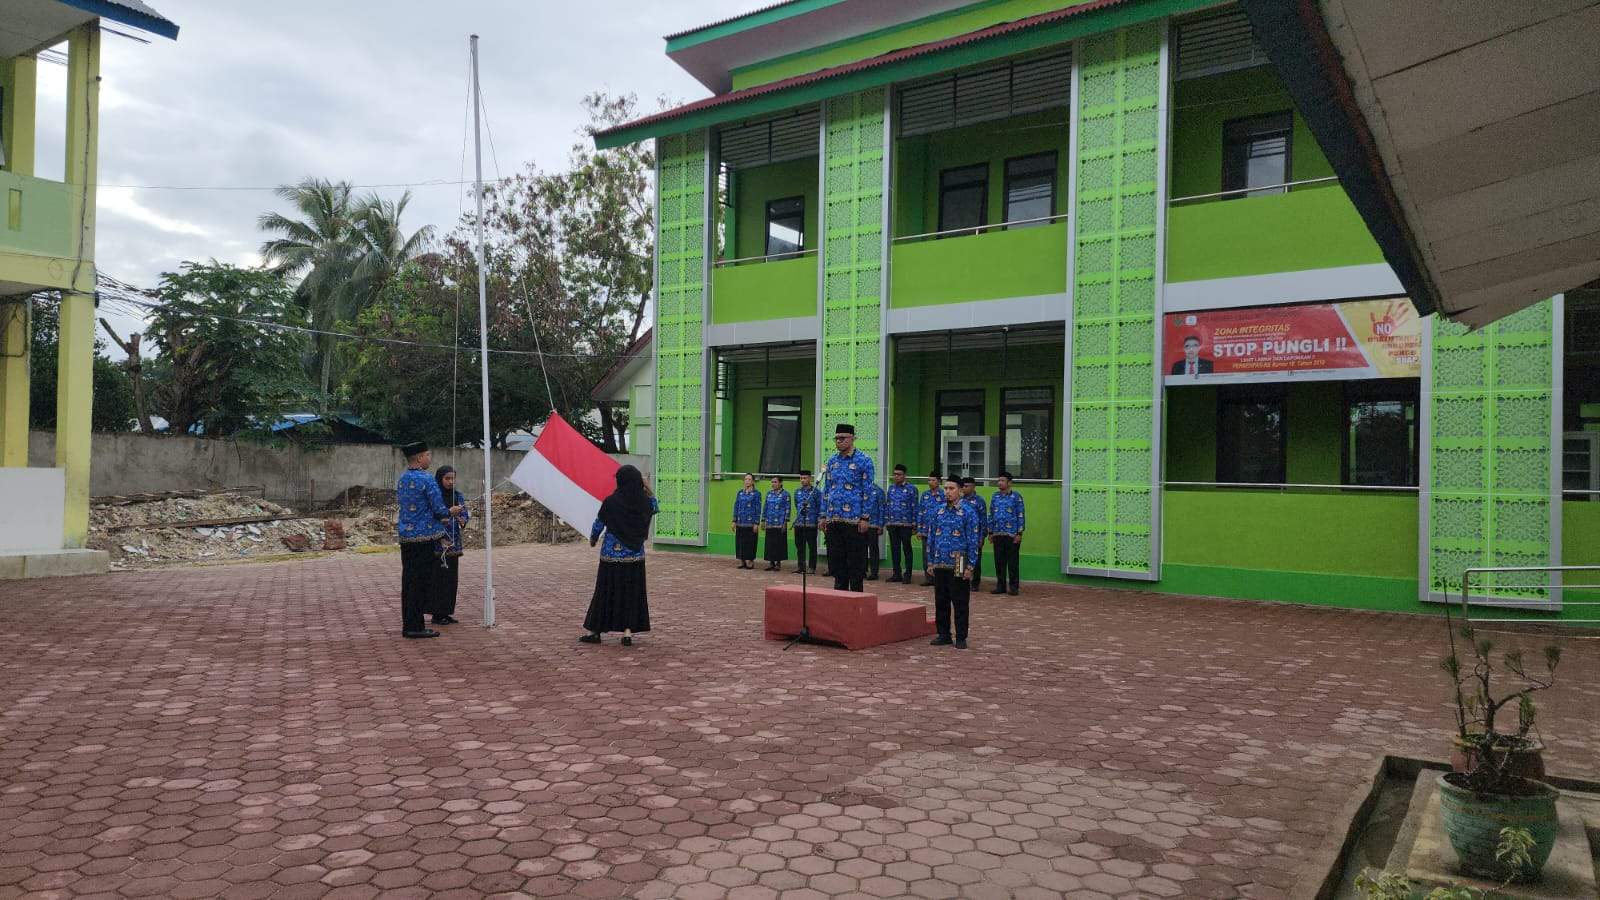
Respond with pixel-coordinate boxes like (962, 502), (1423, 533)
(730, 422), (1030, 648)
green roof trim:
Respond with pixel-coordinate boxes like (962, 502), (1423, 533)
(666, 0), (849, 52)
(598, 0), (1208, 150)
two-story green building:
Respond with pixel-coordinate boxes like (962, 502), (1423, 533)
(595, 0), (1599, 617)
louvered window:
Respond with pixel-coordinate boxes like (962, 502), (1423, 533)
(1221, 112), (1292, 198)
(717, 107), (820, 172)
(1176, 7), (1270, 80)
(897, 51), (1071, 138)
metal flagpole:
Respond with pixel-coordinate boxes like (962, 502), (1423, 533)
(470, 34), (496, 627)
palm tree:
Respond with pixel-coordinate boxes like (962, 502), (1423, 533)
(258, 178), (357, 403)
(350, 191), (435, 310)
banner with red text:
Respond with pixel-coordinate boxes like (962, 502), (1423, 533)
(1163, 298), (1421, 384)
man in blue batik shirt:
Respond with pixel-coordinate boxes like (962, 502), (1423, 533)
(791, 469), (820, 575)
(821, 422), (875, 592)
(916, 469), (943, 586)
(866, 481), (887, 581)
(927, 477), (981, 649)
(988, 470), (1026, 596)
(959, 476), (988, 590)
(395, 441), (458, 640)
(885, 464), (919, 583)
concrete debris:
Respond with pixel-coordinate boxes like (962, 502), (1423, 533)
(90, 490), (578, 570)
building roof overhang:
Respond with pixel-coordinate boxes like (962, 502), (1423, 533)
(0, 0), (177, 56)
(591, 329), (654, 402)
(1240, 0), (1599, 327)
(597, 0), (1211, 150)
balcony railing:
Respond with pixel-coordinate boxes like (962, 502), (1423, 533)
(1168, 175), (1339, 205)
(0, 170), (79, 264)
(892, 212), (1070, 245)
(713, 247), (818, 268)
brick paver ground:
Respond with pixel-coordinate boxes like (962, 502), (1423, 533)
(2, 543), (1596, 900)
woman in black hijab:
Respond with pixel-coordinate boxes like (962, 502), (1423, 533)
(580, 465), (657, 646)
(430, 465), (469, 625)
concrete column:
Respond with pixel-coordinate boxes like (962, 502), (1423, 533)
(1, 55), (38, 175)
(0, 299), (28, 466)
(55, 25), (100, 548)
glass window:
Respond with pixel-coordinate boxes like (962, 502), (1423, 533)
(764, 196), (804, 258)
(1344, 380), (1419, 487)
(1221, 112), (1292, 198)
(1004, 153), (1057, 227)
(938, 164), (988, 235)
(1001, 387), (1054, 479)
(935, 389), (985, 466)
(758, 396), (802, 474)
(1217, 385), (1286, 483)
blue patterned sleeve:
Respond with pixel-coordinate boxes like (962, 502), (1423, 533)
(590, 519), (604, 543)
(425, 478), (450, 520)
(965, 507), (982, 561)
(1017, 493), (1025, 534)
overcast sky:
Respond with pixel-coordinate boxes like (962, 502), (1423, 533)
(29, 1), (752, 351)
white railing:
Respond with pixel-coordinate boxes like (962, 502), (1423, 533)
(713, 248), (818, 268)
(1458, 566), (1600, 626)
(892, 212), (1070, 244)
(1163, 480), (1417, 492)
(1168, 175), (1339, 205)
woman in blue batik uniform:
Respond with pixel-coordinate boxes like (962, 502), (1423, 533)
(430, 465), (470, 625)
(761, 475), (791, 571)
(732, 473), (762, 569)
(581, 465), (657, 647)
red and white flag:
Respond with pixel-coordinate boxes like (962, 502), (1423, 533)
(509, 414), (619, 534)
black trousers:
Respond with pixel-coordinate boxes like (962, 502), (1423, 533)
(867, 528), (881, 576)
(400, 542), (434, 633)
(431, 553), (461, 618)
(992, 536), (1021, 591)
(793, 526), (818, 571)
(887, 526), (914, 576)
(825, 521), (868, 592)
(933, 568), (970, 641)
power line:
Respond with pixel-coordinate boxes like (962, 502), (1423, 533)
(94, 176), (522, 192)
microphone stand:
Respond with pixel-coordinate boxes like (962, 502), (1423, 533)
(784, 560), (812, 651)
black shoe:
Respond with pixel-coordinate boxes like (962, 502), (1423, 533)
(579, 633), (601, 644)
(621, 636), (633, 647)
(921, 578), (934, 587)
(793, 568), (805, 575)
(866, 573), (879, 581)
(954, 640), (968, 650)
(990, 587), (1007, 595)
(433, 615), (458, 624)
(929, 636), (953, 646)
(1008, 588), (1019, 596)
(403, 629), (440, 639)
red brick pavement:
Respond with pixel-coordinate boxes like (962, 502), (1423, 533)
(2, 543), (1596, 900)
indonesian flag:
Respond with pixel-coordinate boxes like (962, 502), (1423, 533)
(509, 414), (619, 534)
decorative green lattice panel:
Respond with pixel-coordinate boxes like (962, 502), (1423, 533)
(653, 132), (709, 543)
(1066, 25), (1162, 578)
(1426, 300), (1556, 600)
(820, 89), (886, 454)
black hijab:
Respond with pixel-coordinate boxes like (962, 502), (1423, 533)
(435, 465), (459, 503)
(598, 465), (654, 551)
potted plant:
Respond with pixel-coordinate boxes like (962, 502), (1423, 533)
(1437, 610), (1562, 882)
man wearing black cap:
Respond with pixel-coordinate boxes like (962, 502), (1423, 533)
(395, 441), (457, 639)
(792, 469), (820, 575)
(821, 423), (875, 592)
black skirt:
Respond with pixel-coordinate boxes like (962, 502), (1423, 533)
(735, 526), (759, 560)
(763, 527), (788, 562)
(584, 559), (651, 633)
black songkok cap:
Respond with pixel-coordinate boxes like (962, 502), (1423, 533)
(835, 423), (855, 435)
(400, 441), (429, 457)
(799, 469), (812, 477)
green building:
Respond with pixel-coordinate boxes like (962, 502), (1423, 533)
(594, 0), (1600, 617)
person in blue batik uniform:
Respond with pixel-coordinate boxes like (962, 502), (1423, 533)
(822, 423), (876, 592)
(865, 481), (887, 581)
(732, 473), (762, 569)
(761, 475), (791, 571)
(916, 469), (943, 586)
(927, 478), (981, 649)
(429, 465), (471, 626)
(395, 441), (457, 639)
(581, 465), (658, 647)
(791, 470), (820, 575)
(959, 476), (988, 590)
(884, 464), (919, 583)
(987, 470), (1026, 596)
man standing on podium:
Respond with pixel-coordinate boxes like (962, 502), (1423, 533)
(821, 422), (875, 593)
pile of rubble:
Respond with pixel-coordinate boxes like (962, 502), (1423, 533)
(89, 488), (578, 570)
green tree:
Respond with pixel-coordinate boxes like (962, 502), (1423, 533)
(257, 178), (357, 403)
(350, 190), (435, 307)
(143, 262), (311, 436)
(26, 299), (136, 433)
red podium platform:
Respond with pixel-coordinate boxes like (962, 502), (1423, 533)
(763, 584), (936, 650)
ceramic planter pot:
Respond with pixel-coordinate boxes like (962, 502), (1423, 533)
(1437, 774), (1558, 882)
(1450, 739), (1545, 780)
